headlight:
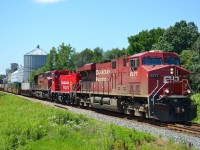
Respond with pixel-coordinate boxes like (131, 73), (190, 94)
(183, 89), (191, 96)
(187, 89), (191, 94)
(165, 89), (170, 94)
(170, 68), (174, 75)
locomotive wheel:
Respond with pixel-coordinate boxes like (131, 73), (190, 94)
(140, 112), (146, 119)
(80, 102), (84, 108)
(70, 98), (74, 105)
(126, 109), (134, 117)
(75, 98), (80, 106)
(65, 95), (70, 105)
(51, 93), (55, 102)
(55, 94), (59, 103)
(62, 96), (66, 104)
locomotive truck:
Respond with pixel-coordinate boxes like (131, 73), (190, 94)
(0, 50), (197, 122)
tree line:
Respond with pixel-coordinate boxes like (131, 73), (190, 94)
(31, 20), (200, 93)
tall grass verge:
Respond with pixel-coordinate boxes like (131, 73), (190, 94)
(0, 92), (192, 149)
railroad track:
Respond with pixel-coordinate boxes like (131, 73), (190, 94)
(164, 122), (200, 137)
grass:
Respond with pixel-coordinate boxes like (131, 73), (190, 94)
(0, 92), (194, 150)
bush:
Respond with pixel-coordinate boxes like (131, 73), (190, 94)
(191, 93), (200, 123)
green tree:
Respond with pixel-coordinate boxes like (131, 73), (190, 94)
(180, 50), (200, 93)
(155, 20), (199, 54)
(103, 48), (125, 60)
(56, 43), (76, 70)
(127, 28), (165, 55)
(92, 47), (104, 63)
(180, 50), (194, 70)
(29, 70), (37, 82)
(45, 47), (58, 71)
(74, 48), (94, 67)
(193, 37), (200, 62)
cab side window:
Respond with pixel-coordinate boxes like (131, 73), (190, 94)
(130, 59), (139, 70)
(112, 61), (116, 69)
(123, 58), (127, 67)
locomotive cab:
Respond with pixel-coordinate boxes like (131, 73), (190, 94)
(50, 70), (81, 104)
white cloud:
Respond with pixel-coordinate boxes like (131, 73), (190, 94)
(35, 0), (65, 4)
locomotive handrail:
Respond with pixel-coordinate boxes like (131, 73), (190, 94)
(72, 83), (81, 93)
(182, 79), (194, 94)
(148, 80), (159, 118)
(48, 87), (51, 91)
(148, 81), (167, 118)
(149, 80), (159, 96)
(152, 82), (167, 104)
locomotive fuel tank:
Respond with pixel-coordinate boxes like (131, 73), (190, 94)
(90, 96), (124, 112)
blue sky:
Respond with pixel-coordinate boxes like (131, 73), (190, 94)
(0, 0), (200, 74)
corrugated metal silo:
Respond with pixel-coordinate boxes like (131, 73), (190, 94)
(23, 45), (48, 82)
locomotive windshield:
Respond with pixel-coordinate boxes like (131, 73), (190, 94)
(142, 57), (162, 65)
(164, 58), (180, 65)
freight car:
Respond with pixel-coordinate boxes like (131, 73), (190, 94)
(0, 82), (21, 94)
(0, 50), (197, 122)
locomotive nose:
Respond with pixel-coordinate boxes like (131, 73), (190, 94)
(162, 65), (191, 96)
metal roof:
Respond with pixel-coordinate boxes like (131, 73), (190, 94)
(25, 45), (48, 55)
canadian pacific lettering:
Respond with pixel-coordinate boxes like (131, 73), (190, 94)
(63, 85), (69, 90)
(96, 77), (107, 82)
(61, 81), (69, 84)
(96, 70), (110, 75)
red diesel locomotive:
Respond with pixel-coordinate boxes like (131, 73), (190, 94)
(26, 50), (197, 122)
(75, 50), (196, 122)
